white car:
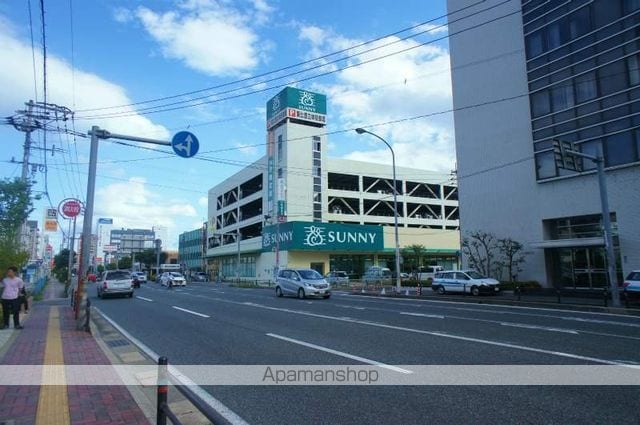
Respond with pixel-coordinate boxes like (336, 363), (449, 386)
(97, 270), (134, 298)
(160, 272), (187, 287)
(624, 270), (640, 295)
(432, 270), (500, 296)
(131, 272), (147, 283)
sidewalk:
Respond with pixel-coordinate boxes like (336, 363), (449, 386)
(0, 279), (149, 425)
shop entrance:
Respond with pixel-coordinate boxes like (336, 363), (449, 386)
(554, 247), (609, 289)
(310, 262), (325, 275)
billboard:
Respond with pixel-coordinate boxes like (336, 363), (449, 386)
(44, 208), (58, 232)
(262, 221), (383, 252)
(266, 87), (327, 129)
(98, 218), (113, 224)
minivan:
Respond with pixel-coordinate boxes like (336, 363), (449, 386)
(363, 267), (392, 285)
(275, 269), (331, 299)
(414, 265), (444, 281)
(432, 270), (500, 296)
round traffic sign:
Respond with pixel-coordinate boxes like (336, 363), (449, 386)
(171, 131), (199, 158)
(60, 199), (82, 218)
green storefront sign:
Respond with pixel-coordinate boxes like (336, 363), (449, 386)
(266, 87), (327, 121)
(262, 221), (383, 252)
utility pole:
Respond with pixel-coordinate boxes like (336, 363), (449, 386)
(553, 140), (620, 307)
(155, 239), (162, 279)
(236, 228), (241, 282)
(67, 216), (77, 286)
(20, 101), (34, 182)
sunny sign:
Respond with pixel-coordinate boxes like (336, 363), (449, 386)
(266, 87), (327, 129)
(262, 221), (383, 252)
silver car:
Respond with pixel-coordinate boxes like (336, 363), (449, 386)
(97, 270), (134, 298)
(325, 271), (349, 287)
(275, 269), (331, 299)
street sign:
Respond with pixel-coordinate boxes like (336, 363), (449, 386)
(59, 198), (82, 219)
(171, 131), (199, 158)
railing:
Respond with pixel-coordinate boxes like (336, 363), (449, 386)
(156, 356), (234, 425)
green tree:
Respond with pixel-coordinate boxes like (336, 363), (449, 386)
(0, 179), (33, 272)
(97, 264), (105, 274)
(118, 256), (132, 270)
(53, 249), (75, 270)
(402, 244), (427, 271)
(135, 248), (168, 270)
(106, 262), (117, 270)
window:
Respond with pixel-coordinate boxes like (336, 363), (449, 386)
(635, 129), (640, 159)
(578, 140), (600, 171)
(628, 54), (640, 86)
(623, 0), (640, 13)
(535, 151), (556, 179)
(568, 6), (591, 39)
(277, 135), (283, 162)
(551, 83), (575, 111)
(531, 90), (551, 117)
(574, 72), (598, 103)
(526, 31), (544, 58)
(547, 22), (562, 50)
(604, 131), (636, 166)
(599, 60), (628, 96)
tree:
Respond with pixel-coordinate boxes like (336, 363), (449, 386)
(53, 249), (75, 270)
(461, 231), (498, 277)
(118, 256), (132, 270)
(106, 262), (117, 270)
(402, 244), (427, 271)
(135, 248), (168, 270)
(496, 238), (529, 282)
(97, 264), (105, 274)
(0, 179), (32, 272)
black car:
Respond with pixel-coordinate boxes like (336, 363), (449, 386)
(192, 272), (208, 282)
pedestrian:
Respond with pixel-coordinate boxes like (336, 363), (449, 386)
(1, 266), (25, 330)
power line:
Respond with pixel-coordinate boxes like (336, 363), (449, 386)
(74, 0), (489, 114)
(27, 0), (38, 102)
(76, 2), (518, 120)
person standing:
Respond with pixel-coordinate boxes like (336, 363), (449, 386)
(2, 266), (25, 329)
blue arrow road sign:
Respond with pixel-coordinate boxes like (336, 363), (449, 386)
(171, 131), (199, 158)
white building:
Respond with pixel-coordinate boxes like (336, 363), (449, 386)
(447, 0), (640, 288)
(96, 218), (113, 265)
(206, 87), (460, 281)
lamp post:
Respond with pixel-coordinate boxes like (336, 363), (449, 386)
(355, 128), (402, 291)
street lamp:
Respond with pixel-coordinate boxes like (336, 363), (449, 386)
(355, 127), (402, 291)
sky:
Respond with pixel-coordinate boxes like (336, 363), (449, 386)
(0, 0), (456, 251)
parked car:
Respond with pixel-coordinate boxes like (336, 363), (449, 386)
(363, 267), (392, 285)
(414, 265), (444, 281)
(275, 269), (331, 299)
(97, 270), (134, 298)
(325, 271), (349, 286)
(432, 270), (500, 296)
(392, 272), (410, 280)
(131, 272), (147, 284)
(192, 272), (208, 282)
(624, 270), (640, 295)
(160, 272), (187, 287)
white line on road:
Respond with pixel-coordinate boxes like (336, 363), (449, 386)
(172, 306), (210, 318)
(499, 322), (579, 334)
(267, 333), (412, 374)
(400, 312), (444, 319)
(335, 304), (366, 311)
(135, 296), (153, 302)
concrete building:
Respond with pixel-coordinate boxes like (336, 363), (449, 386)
(96, 218), (113, 265)
(178, 227), (205, 273)
(110, 228), (155, 258)
(447, 0), (640, 288)
(206, 87), (460, 281)
(22, 220), (40, 262)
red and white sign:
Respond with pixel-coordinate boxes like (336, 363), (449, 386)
(59, 199), (82, 219)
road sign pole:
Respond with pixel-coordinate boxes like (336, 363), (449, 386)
(236, 228), (241, 282)
(595, 145), (620, 307)
(67, 216), (76, 289)
(77, 126), (100, 330)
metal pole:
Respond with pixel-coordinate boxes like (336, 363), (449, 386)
(236, 228), (241, 282)
(67, 217), (76, 287)
(595, 146), (620, 307)
(155, 239), (161, 280)
(77, 126), (99, 329)
(157, 356), (168, 425)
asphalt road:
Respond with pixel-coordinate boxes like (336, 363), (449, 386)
(91, 281), (640, 425)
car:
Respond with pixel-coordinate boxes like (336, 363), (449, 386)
(623, 270), (640, 295)
(97, 270), (134, 298)
(192, 272), (208, 282)
(325, 271), (349, 286)
(160, 272), (187, 287)
(432, 270), (500, 296)
(131, 272), (147, 284)
(275, 269), (331, 299)
(414, 265), (444, 281)
(363, 267), (392, 285)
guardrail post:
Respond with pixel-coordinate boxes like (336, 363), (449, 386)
(624, 288), (629, 309)
(84, 298), (91, 333)
(463, 284), (466, 297)
(417, 283), (422, 296)
(556, 289), (561, 304)
(70, 289), (75, 307)
(157, 356), (169, 425)
(603, 288), (609, 308)
(516, 285), (521, 302)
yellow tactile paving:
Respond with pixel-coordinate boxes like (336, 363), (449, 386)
(35, 307), (71, 425)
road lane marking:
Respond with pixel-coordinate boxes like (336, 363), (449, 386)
(267, 333), (412, 374)
(94, 308), (248, 425)
(335, 304), (366, 311)
(400, 312), (444, 319)
(172, 306), (210, 318)
(499, 322), (579, 334)
(135, 296), (153, 302)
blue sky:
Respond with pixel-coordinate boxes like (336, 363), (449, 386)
(0, 0), (455, 250)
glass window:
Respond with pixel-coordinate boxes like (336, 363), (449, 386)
(551, 83), (575, 111)
(574, 72), (598, 103)
(599, 60), (628, 96)
(578, 140), (600, 171)
(277, 135), (283, 161)
(526, 31), (544, 58)
(628, 54), (640, 86)
(568, 6), (591, 39)
(623, 0), (640, 13)
(604, 131), (636, 166)
(547, 22), (562, 50)
(535, 151), (557, 179)
(635, 129), (640, 159)
(531, 90), (551, 117)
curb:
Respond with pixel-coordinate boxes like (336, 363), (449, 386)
(348, 291), (640, 316)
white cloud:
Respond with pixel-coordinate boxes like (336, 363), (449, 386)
(132, 0), (273, 76)
(235, 142), (259, 156)
(0, 19), (169, 139)
(95, 177), (197, 249)
(113, 7), (134, 24)
(298, 27), (456, 172)
(198, 196), (208, 207)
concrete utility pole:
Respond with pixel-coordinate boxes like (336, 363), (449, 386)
(236, 228), (241, 282)
(155, 239), (162, 279)
(20, 101), (34, 182)
(553, 140), (620, 307)
(66, 216), (77, 286)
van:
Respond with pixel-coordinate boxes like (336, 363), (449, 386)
(414, 265), (444, 281)
(363, 267), (392, 285)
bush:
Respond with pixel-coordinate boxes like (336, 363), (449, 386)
(499, 280), (541, 290)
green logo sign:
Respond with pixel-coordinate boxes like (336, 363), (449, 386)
(266, 87), (327, 128)
(262, 221), (383, 252)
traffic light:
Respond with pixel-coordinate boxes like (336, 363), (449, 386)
(552, 139), (582, 172)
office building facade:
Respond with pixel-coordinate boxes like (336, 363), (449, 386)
(178, 227), (205, 273)
(448, 0), (640, 288)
